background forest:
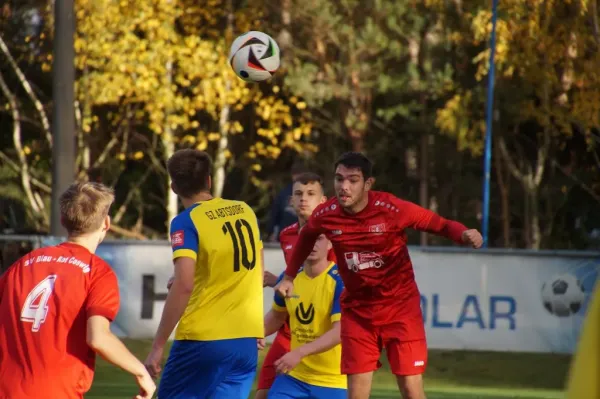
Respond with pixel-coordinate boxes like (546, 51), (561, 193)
(1, 0), (600, 249)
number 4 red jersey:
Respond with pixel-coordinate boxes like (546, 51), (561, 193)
(0, 242), (119, 399)
(285, 191), (468, 341)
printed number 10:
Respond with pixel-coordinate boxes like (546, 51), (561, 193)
(222, 219), (257, 272)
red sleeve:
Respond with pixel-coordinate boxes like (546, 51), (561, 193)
(389, 195), (467, 245)
(0, 271), (6, 298)
(279, 229), (292, 265)
(284, 214), (324, 278)
(86, 260), (120, 321)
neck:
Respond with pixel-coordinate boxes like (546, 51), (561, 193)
(298, 216), (307, 227)
(303, 258), (330, 277)
(67, 234), (101, 254)
(181, 191), (213, 208)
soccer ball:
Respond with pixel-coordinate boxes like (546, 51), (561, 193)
(229, 31), (280, 82)
(541, 274), (585, 317)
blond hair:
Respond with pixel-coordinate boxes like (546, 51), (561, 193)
(59, 182), (115, 235)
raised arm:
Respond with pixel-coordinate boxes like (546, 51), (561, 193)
(390, 196), (471, 245)
(284, 218), (322, 279)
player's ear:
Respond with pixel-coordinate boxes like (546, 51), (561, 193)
(103, 215), (111, 232)
(206, 175), (212, 191)
(365, 177), (375, 191)
(320, 195), (327, 204)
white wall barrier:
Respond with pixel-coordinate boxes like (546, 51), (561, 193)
(42, 238), (599, 354)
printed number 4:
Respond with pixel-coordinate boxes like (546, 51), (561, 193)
(20, 275), (58, 332)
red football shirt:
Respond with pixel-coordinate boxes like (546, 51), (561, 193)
(0, 242), (120, 399)
(284, 191), (467, 340)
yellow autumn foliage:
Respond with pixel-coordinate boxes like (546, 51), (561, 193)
(74, 0), (313, 182)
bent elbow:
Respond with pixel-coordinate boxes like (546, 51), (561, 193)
(86, 331), (103, 351)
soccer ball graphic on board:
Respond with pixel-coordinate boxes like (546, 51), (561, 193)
(541, 273), (585, 317)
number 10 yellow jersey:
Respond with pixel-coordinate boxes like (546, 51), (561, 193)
(169, 198), (264, 341)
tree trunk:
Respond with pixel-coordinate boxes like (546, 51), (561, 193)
(498, 132), (548, 249)
(0, 35), (52, 146)
(0, 70), (45, 226)
(213, 0), (233, 198)
(163, 60), (179, 229)
(528, 182), (542, 249)
(419, 132), (429, 246)
(494, 138), (511, 247)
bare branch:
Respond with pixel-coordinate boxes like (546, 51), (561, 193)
(533, 129), (550, 187)
(0, 70), (45, 221)
(498, 135), (526, 182)
(109, 224), (148, 240)
(0, 34), (52, 146)
(0, 150), (51, 193)
(112, 168), (152, 224)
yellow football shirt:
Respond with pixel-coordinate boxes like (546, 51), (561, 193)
(169, 198), (264, 341)
(273, 262), (346, 389)
(566, 280), (599, 399)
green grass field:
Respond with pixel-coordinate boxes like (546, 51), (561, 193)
(87, 340), (571, 399)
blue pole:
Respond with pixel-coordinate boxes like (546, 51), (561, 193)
(482, 0), (499, 248)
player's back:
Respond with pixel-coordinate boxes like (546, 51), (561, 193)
(0, 242), (119, 399)
(172, 198), (264, 341)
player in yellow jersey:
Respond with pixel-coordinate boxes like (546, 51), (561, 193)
(566, 279), (599, 399)
(263, 233), (346, 399)
(144, 149), (264, 399)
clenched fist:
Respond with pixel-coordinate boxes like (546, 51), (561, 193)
(462, 229), (483, 249)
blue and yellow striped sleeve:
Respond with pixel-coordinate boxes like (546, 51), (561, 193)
(169, 212), (199, 261)
(330, 267), (344, 323)
(272, 272), (287, 312)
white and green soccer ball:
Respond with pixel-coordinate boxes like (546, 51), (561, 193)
(229, 31), (280, 82)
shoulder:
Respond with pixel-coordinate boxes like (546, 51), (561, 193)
(326, 264), (344, 286)
(89, 254), (116, 277)
(312, 197), (341, 220)
(279, 222), (299, 239)
(371, 191), (403, 214)
(172, 206), (197, 226)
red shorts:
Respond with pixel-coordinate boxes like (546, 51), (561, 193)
(341, 310), (428, 376)
(256, 332), (291, 390)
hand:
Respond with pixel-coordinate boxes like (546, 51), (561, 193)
(263, 271), (278, 288)
(167, 276), (174, 290)
(144, 346), (164, 379)
(274, 350), (303, 374)
(462, 229), (483, 249)
(257, 338), (266, 350)
(133, 370), (156, 399)
(274, 277), (294, 299)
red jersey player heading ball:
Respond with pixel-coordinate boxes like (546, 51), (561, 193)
(0, 182), (155, 399)
(276, 152), (483, 399)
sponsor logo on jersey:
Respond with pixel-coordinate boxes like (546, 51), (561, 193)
(285, 245), (293, 250)
(171, 230), (184, 247)
(295, 302), (315, 325)
(344, 251), (385, 272)
(331, 229), (343, 235)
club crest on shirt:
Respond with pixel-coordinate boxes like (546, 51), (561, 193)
(171, 230), (184, 247)
(369, 223), (387, 234)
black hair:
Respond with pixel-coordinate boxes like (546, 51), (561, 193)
(167, 149), (213, 197)
(334, 152), (373, 179)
